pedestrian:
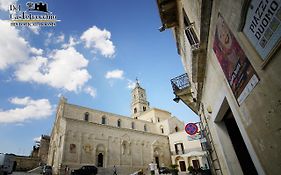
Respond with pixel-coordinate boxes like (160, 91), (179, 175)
(149, 162), (156, 175)
(113, 165), (117, 175)
(64, 165), (69, 175)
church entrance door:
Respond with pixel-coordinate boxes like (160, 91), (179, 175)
(98, 153), (103, 167)
(155, 156), (159, 169)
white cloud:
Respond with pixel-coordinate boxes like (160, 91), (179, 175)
(127, 79), (137, 89)
(105, 69), (124, 79)
(56, 33), (65, 43)
(0, 20), (29, 70)
(33, 136), (41, 142)
(45, 33), (66, 46)
(30, 47), (43, 55)
(15, 47), (91, 92)
(44, 32), (53, 46)
(81, 26), (115, 58)
(0, 97), (52, 124)
(0, 0), (16, 11)
(62, 36), (79, 49)
(83, 86), (97, 98)
(28, 26), (40, 35)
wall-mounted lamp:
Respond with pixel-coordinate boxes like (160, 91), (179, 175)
(207, 105), (212, 114)
(158, 25), (166, 32)
(173, 96), (180, 103)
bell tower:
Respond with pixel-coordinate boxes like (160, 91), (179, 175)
(131, 79), (150, 119)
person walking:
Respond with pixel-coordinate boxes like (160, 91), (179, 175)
(149, 162), (156, 175)
(113, 165), (118, 175)
(64, 165), (69, 175)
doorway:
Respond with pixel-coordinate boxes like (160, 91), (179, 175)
(155, 157), (160, 169)
(192, 160), (200, 170)
(223, 109), (258, 175)
(98, 153), (103, 167)
(179, 161), (186, 171)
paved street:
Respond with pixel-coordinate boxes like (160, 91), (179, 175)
(12, 172), (40, 175)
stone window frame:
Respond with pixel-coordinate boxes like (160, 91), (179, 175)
(131, 122), (135, 129)
(101, 115), (106, 124)
(69, 143), (76, 153)
(160, 125), (164, 134)
(143, 106), (146, 111)
(144, 124), (147, 131)
(117, 119), (121, 127)
(84, 112), (89, 121)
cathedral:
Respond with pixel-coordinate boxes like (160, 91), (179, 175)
(47, 81), (206, 174)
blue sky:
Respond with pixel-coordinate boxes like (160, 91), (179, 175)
(0, 0), (199, 155)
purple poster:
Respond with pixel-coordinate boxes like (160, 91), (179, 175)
(213, 15), (259, 104)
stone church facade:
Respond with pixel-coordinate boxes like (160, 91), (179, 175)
(47, 82), (187, 174)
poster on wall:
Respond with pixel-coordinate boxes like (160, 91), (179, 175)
(243, 0), (281, 60)
(213, 14), (259, 105)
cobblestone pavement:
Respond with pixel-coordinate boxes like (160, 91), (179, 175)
(13, 172), (40, 175)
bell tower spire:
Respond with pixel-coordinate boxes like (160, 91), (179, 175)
(131, 79), (149, 119)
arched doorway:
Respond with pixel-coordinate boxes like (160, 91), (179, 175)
(175, 156), (186, 172)
(96, 144), (105, 167)
(98, 153), (103, 167)
(155, 156), (160, 169)
(153, 147), (161, 168)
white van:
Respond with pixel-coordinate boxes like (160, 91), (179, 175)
(0, 154), (16, 175)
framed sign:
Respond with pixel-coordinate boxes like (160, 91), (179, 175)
(213, 14), (259, 105)
(243, 0), (281, 60)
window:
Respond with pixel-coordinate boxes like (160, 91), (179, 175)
(175, 126), (179, 132)
(131, 122), (135, 129)
(102, 116), (106, 124)
(175, 143), (184, 155)
(157, 117), (160, 122)
(117, 119), (121, 127)
(84, 112), (89, 121)
(144, 124), (147, 131)
(183, 10), (199, 50)
(151, 118), (153, 123)
(70, 144), (76, 153)
(134, 108), (137, 114)
(143, 106), (146, 111)
(160, 126), (164, 134)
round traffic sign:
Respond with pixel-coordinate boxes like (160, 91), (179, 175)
(185, 123), (198, 135)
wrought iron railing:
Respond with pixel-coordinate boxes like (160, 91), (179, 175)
(171, 147), (203, 156)
(171, 73), (190, 93)
(185, 25), (200, 50)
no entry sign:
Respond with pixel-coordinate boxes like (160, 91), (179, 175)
(185, 123), (198, 135)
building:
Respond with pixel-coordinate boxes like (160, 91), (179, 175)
(168, 123), (209, 173)
(47, 81), (206, 175)
(157, 0), (281, 174)
(39, 135), (50, 164)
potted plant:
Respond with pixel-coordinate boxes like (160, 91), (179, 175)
(187, 166), (196, 175)
(170, 164), (179, 175)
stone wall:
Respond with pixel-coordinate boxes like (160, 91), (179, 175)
(15, 156), (40, 171)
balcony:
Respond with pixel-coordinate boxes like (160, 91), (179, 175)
(171, 73), (197, 113)
(157, 0), (178, 29)
(171, 147), (204, 156)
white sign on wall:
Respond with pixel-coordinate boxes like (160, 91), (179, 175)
(243, 0), (281, 60)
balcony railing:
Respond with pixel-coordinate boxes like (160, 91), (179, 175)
(171, 147), (203, 156)
(171, 73), (190, 93)
(171, 73), (198, 113)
